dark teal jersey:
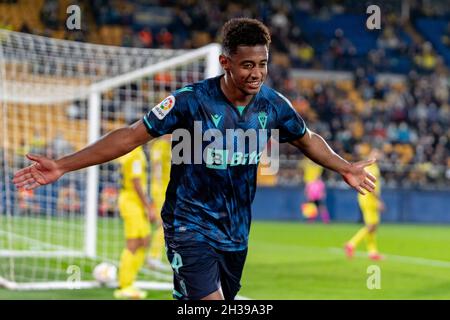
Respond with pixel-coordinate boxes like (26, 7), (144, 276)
(143, 75), (306, 251)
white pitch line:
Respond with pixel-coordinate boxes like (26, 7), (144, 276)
(0, 229), (72, 251)
(0, 229), (174, 281)
(139, 266), (173, 281)
(328, 247), (450, 268)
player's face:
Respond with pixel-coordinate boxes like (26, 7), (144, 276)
(221, 45), (268, 95)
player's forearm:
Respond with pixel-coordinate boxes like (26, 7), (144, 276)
(132, 179), (152, 208)
(56, 126), (149, 174)
(291, 129), (351, 175)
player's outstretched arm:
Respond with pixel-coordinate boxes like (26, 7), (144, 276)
(290, 128), (376, 195)
(13, 120), (154, 190)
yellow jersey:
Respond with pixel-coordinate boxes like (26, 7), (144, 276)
(117, 146), (147, 198)
(149, 138), (171, 199)
(301, 158), (324, 183)
(358, 163), (381, 209)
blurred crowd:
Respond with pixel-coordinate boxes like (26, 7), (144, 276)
(1, 0), (449, 189)
(277, 70), (449, 189)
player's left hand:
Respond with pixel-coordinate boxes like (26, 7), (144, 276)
(378, 200), (386, 212)
(341, 159), (377, 195)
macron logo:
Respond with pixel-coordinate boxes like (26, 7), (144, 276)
(211, 114), (223, 128)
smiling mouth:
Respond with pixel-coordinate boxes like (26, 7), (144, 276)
(247, 81), (261, 88)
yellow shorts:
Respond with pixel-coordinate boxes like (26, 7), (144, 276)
(118, 194), (150, 239)
(360, 205), (380, 225)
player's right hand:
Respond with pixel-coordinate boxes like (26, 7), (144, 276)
(12, 154), (63, 190)
(146, 203), (159, 224)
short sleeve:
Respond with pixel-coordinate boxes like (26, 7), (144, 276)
(142, 88), (192, 137)
(275, 93), (307, 143)
(131, 160), (142, 176)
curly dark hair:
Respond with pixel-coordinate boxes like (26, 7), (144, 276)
(221, 18), (271, 56)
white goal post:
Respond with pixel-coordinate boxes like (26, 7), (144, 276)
(85, 42), (221, 259)
(0, 29), (221, 290)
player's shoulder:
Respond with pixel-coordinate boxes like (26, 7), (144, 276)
(172, 76), (216, 98)
(187, 76), (221, 98)
(122, 145), (144, 161)
(366, 162), (380, 177)
(151, 138), (171, 150)
(131, 145), (144, 154)
(167, 77), (216, 110)
(159, 83), (196, 110)
(172, 85), (195, 99)
(372, 163), (381, 174)
(259, 85), (295, 110)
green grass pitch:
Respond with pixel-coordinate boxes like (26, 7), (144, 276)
(1, 221), (449, 299)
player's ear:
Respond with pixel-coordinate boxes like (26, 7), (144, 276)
(219, 54), (230, 72)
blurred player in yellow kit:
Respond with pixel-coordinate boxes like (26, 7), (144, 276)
(345, 147), (384, 261)
(147, 135), (171, 271)
(114, 144), (156, 299)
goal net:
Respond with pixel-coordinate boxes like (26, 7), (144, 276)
(0, 29), (220, 290)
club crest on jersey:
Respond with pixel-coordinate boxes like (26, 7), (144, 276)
(152, 95), (175, 120)
(258, 112), (267, 129)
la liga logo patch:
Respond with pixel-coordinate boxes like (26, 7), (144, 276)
(152, 95), (175, 120)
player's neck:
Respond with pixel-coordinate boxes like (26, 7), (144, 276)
(220, 76), (254, 107)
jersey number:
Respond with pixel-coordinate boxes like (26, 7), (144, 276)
(171, 252), (183, 274)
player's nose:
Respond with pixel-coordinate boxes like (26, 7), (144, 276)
(250, 68), (264, 80)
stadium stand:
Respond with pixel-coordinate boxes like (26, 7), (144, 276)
(1, 0), (449, 189)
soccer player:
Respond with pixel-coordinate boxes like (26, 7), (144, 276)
(147, 135), (172, 271)
(300, 158), (330, 223)
(13, 18), (376, 300)
(345, 147), (384, 261)
(114, 144), (157, 299)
